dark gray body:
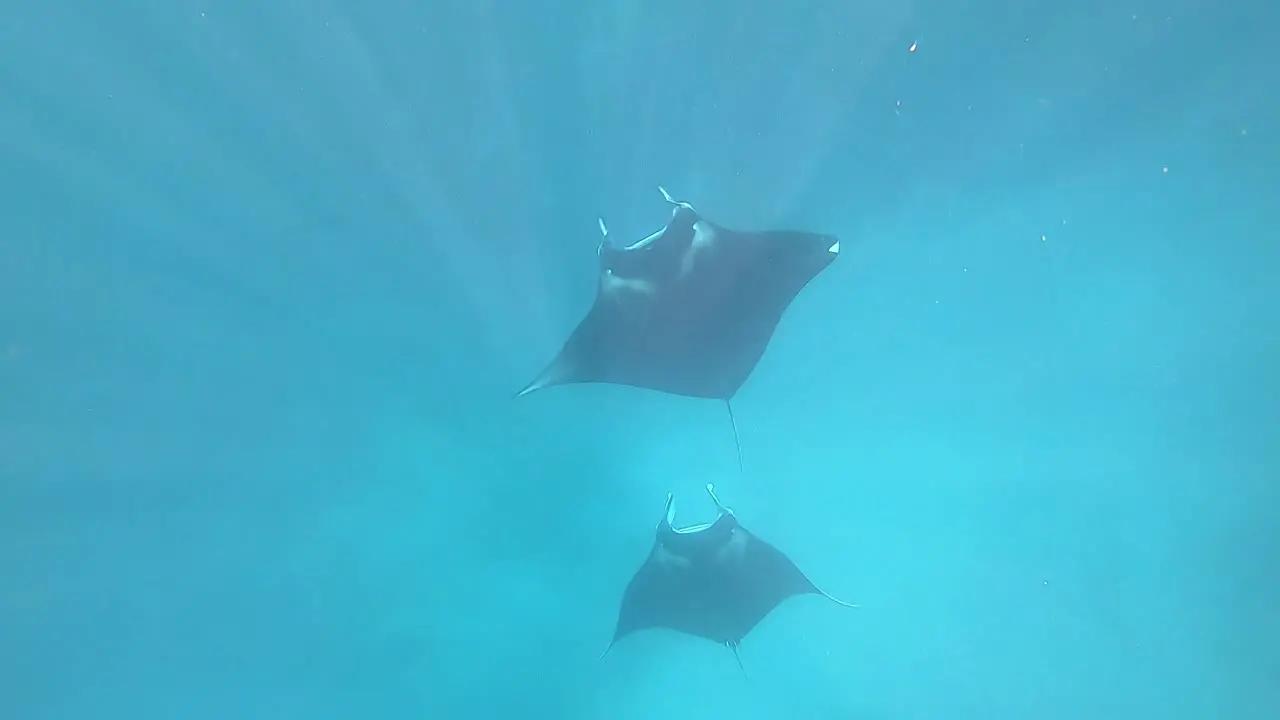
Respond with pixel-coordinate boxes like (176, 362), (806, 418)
(516, 195), (840, 400)
(602, 485), (855, 658)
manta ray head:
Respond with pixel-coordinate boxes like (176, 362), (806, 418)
(597, 205), (700, 281)
(667, 203), (698, 234)
(655, 491), (740, 565)
(642, 202), (697, 258)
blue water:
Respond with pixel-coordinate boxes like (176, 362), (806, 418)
(2, 1), (1276, 718)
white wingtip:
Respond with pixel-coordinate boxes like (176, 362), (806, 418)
(828, 240), (840, 254)
(817, 586), (860, 608)
(658, 185), (675, 204)
(598, 217), (608, 237)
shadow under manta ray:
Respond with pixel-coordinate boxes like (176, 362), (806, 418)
(514, 186), (841, 474)
(599, 483), (857, 671)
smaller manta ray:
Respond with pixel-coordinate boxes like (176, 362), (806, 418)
(600, 483), (857, 669)
(515, 187), (841, 473)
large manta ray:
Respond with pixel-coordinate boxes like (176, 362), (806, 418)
(516, 187), (840, 470)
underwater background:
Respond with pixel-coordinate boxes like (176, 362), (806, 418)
(1, 0), (1276, 718)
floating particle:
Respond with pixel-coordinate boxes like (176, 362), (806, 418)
(908, 41), (918, 53)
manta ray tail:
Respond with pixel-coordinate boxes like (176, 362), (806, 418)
(727, 641), (750, 681)
(725, 400), (744, 478)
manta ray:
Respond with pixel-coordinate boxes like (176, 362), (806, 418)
(601, 483), (857, 670)
(517, 187), (841, 471)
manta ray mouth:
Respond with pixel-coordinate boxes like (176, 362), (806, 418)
(827, 240), (840, 254)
